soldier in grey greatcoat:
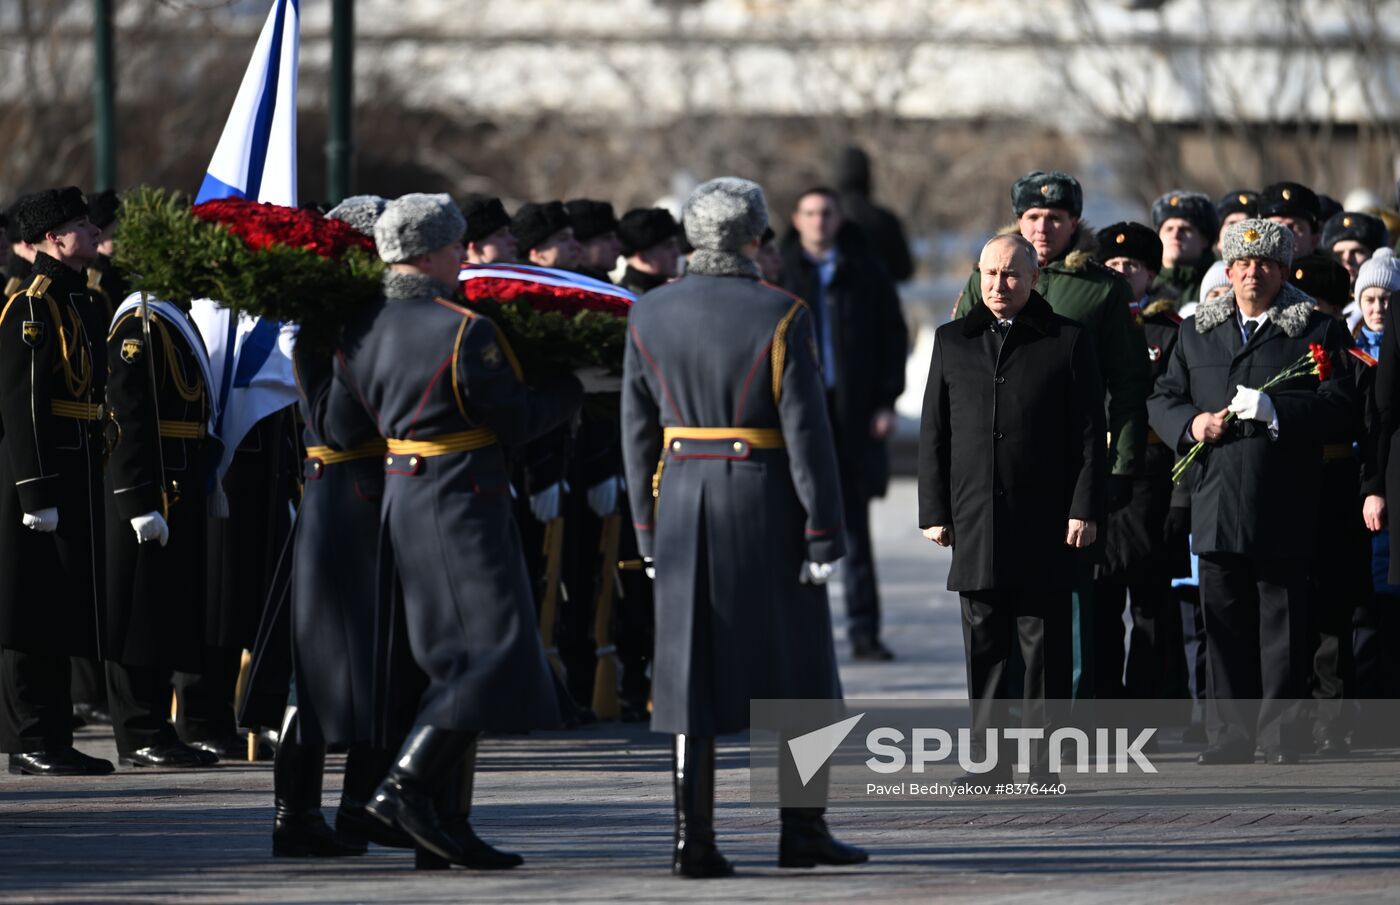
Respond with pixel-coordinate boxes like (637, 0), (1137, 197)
(328, 194), (582, 869)
(621, 177), (868, 878)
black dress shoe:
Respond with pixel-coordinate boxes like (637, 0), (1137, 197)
(9, 748), (115, 776)
(337, 802), (416, 849)
(189, 735), (271, 762)
(1195, 745), (1255, 765)
(119, 743), (213, 768)
(1266, 749), (1299, 765)
(273, 810), (366, 857)
(1316, 735), (1350, 756)
(851, 638), (895, 662)
(73, 703), (112, 726)
(779, 809), (869, 868)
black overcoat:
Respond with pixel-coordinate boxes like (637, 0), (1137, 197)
(326, 271), (581, 736)
(918, 293), (1106, 592)
(1148, 285), (1355, 566)
(0, 255), (108, 658)
(104, 299), (210, 671)
(1367, 303), (1400, 583)
(620, 256), (846, 737)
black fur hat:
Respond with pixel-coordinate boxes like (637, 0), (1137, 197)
(510, 201), (571, 254)
(1011, 170), (1082, 218)
(1321, 211), (1390, 254)
(1151, 191), (1219, 243)
(1096, 222), (1163, 269)
(13, 186), (88, 243)
(564, 199), (619, 243)
(1291, 253), (1351, 307)
(1259, 181), (1321, 227)
(1216, 189), (1260, 222)
(88, 188), (121, 230)
(461, 194), (511, 244)
(617, 208), (679, 256)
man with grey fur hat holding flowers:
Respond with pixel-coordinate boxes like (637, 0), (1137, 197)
(621, 177), (868, 878)
(326, 193), (583, 869)
(1149, 218), (1355, 766)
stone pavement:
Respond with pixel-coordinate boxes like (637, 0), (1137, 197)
(3, 479), (1399, 903)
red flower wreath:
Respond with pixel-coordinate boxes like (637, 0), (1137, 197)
(192, 198), (374, 260)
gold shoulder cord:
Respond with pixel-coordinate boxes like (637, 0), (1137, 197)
(2, 276), (93, 399)
(771, 301), (804, 406)
(150, 315), (204, 403)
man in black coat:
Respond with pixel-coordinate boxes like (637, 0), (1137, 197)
(622, 177), (867, 878)
(778, 187), (908, 661)
(832, 146), (914, 283)
(330, 194), (583, 869)
(1149, 218), (1356, 765)
(0, 188), (113, 776)
(919, 234), (1106, 778)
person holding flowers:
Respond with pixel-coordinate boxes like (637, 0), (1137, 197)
(1149, 218), (1356, 766)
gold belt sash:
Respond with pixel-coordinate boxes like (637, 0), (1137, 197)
(1322, 443), (1354, 462)
(661, 427), (785, 452)
(384, 427), (498, 463)
(50, 400), (103, 421)
(158, 420), (206, 440)
(305, 440), (388, 466)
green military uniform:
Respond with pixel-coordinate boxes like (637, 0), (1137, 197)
(1152, 257), (1214, 310)
(954, 226), (1150, 476)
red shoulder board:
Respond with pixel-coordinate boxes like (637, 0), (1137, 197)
(1166, 311), (1183, 324)
(1347, 346), (1378, 368)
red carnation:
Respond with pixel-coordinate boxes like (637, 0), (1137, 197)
(1308, 342), (1332, 381)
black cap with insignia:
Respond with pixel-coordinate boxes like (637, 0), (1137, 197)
(1011, 170), (1082, 218)
(1322, 210), (1390, 254)
(1216, 189), (1260, 222)
(1095, 221), (1163, 269)
(1291, 254), (1351, 308)
(1259, 181), (1322, 228)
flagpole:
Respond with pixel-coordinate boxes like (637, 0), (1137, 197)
(93, 0), (117, 190)
(326, 0), (354, 205)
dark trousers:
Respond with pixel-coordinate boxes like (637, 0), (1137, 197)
(838, 462), (881, 642)
(1176, 585), (1208, 721)
(960, 590), (1071, 770)
(70, 657), (108, 710)
(1198, 553), (1310, 753)
(1352, 592), (1400, 746)
(173, 645), (243, 743)
(1094, 565), (1189, 700)
(0, 648), (73, 752)
(615, 498), (654, 710)
(106, 660), (179, 754)
(558, 491), (601, 709)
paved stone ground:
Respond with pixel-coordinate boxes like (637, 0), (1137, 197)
(3, 479), (1399, 903)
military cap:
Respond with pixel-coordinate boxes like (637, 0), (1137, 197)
(13, 186), (88, 244)
(1216, 189), (1260, 222)
(460, 194), (511, 244)
(1151, 190), (1219, 243)
(1290, 254), (1351, 308)
(1259, 181), (1321, 227)
(87, 189), (121, 230)
(1221, 218), (1295, 269)
(1321, 210), (1390, 254)
(325, 194), (386, 238)
(1095, 221), (1163, 269)
(682, 177), (768, 252)
(564, 199), (619, 243)
(1011, 170), (1082, 218)
(373, 193), (465, 265)
(511, 201), (571, 254)
(1317, 193), (1343, 225)
(617, 208), (679, 257)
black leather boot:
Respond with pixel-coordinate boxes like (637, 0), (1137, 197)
(432, 737), (523, 870)
(672, 735), (732, 879)
(366, 727), (519, 869)
(272, 708), (364, 857)
(778, 808), (869, 868)
(337, 745), (415, 849)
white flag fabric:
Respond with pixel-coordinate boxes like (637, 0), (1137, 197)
(191, 0), (301, 510)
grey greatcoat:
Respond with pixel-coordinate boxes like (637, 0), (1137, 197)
(326, 271), (582, 737)
(620, 253), (846, 737)
(1147, 285), (1356, 565)
(918, 292), (1106, 592)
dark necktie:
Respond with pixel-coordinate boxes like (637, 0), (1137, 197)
(1243, 320), (1257, 343)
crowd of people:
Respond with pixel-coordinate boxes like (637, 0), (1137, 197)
(1, 151), (1398, 878)
(923, 170), (1400, 772)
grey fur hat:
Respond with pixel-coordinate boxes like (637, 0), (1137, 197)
(682, 177), (769, 252)
(374, 193), (465, 264)
(325, 194), (386, 239)
(1219, 218), (1294, 269)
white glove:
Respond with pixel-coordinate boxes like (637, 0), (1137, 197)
(21, 508), (58, 533)
(130, 511), (169, 547)
(644, 557), (655, 580)
(529, 482), (565, 522)
(586, 476), (622, 517)
(1227, 385), (1276, 425)
(800, 560), (836, 585)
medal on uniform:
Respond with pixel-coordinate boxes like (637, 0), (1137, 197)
(21, 321), (44, 347)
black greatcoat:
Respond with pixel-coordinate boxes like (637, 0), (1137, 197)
(327, 271), (582, 735)
(1148, 287), (1356, 565)
(0, 254), (108, 658)
(283, 342), (390, 745)
(104, 300), (210, 671)
(1371, 301), (1400, 584)
(918, 293), (1106, 592)
(620, 254), (846, 737)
